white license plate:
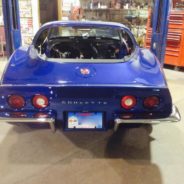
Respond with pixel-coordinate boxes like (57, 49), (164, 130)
(67, 112), (103, 129)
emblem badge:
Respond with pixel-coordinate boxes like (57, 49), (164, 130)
(80, 68), (90, 75)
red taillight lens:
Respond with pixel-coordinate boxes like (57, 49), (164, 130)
(34, 113), (49, 118)
(32, 95), (49, 109)
(10, 112), (27, 118)
(144, 96), (160, 108)
(121, 96), (137, 110)
(8, 95), (25, 109)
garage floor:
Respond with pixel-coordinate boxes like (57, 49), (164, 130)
(0, 58), (183, 184)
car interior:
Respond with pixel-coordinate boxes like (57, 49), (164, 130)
(35, 26), (135, 60)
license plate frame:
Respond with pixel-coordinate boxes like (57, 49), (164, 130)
(65, 112), (104, 130)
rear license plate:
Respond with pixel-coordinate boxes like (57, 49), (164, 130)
(66, 112), (103, 129)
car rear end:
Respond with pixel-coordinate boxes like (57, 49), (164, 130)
(0, 85), (180, 131)
(0, 21), (180, 131)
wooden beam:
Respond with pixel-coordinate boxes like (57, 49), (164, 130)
(58, 0), (62, 20)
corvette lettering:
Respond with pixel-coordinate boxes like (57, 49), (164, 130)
(61, 100), (108, 105)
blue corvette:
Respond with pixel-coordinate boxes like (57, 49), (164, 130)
(0, 21), (181, 131)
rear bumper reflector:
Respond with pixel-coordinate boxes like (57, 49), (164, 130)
(114, 105), (181, 131)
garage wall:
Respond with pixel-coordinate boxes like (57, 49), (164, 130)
(19, 0), (34, 45)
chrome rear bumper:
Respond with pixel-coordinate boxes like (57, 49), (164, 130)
(0, 106), (181, 132)
(0, 117), (56, 132)
(114, 105), (181, 131)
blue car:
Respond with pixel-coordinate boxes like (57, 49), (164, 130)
(0, 21), (181, 132)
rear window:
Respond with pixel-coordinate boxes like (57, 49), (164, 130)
(35, 25), (135, 62)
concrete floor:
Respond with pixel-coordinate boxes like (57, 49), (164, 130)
(0, 58), (184, 184)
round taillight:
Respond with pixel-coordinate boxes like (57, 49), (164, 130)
(32, 95), (49, 109)
(121, 96), (137, 110)
(8, 95), (25, 109)
(144, 96), (160, 108)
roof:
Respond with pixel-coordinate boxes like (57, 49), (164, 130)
(41, 20), (128, 30)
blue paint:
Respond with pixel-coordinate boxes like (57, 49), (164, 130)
(0, 21), (173, 130)
(1, 47), (166, 88)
